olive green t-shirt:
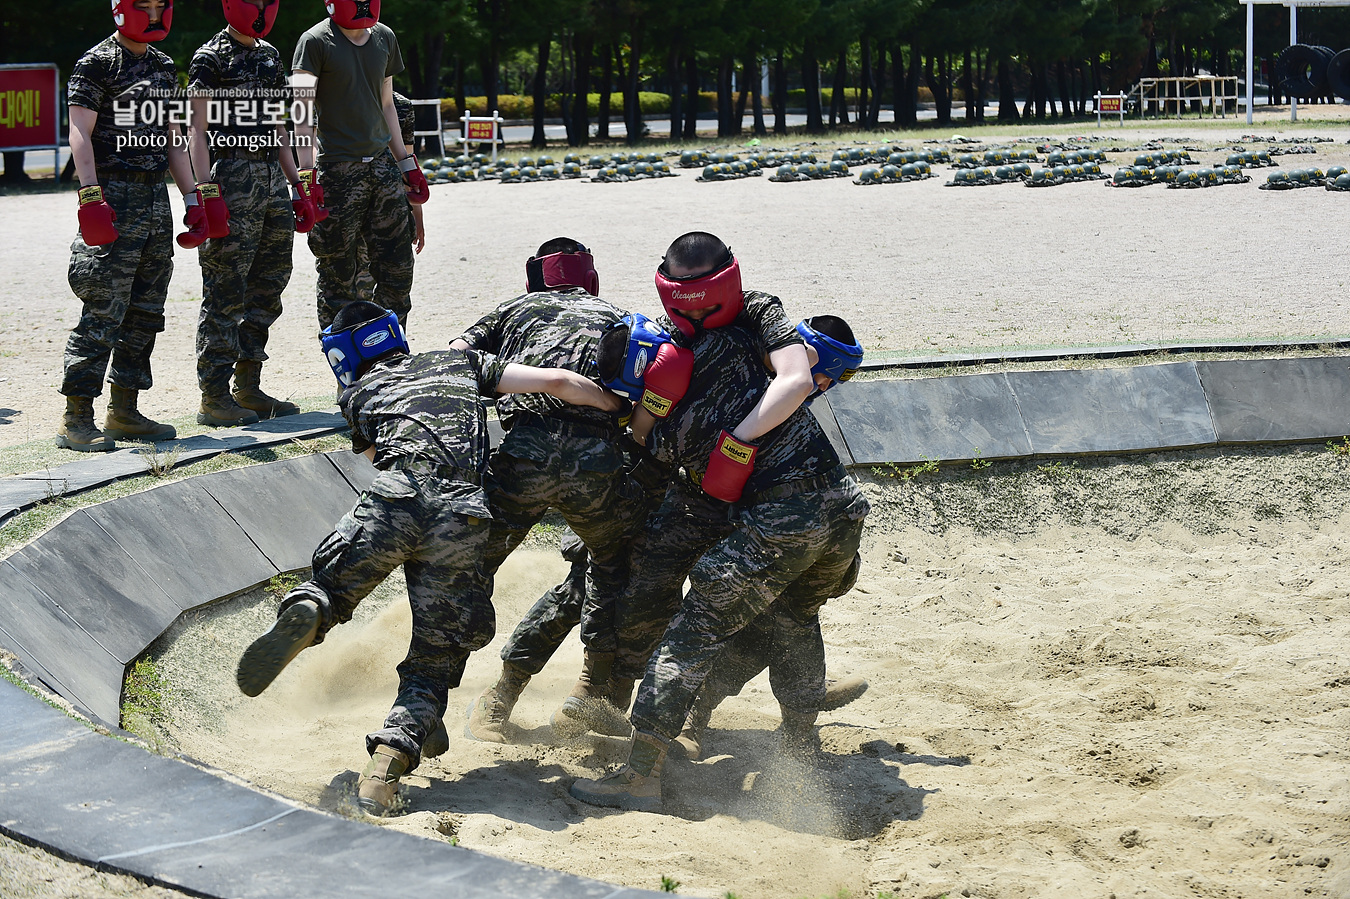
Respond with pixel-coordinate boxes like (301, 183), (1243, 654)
(293, 19), (404, 162)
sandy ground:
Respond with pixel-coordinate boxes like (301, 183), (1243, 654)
(139, 447), (1350, 899)
(1, 114), (1349, 448)
(3, 113), (1350, 898)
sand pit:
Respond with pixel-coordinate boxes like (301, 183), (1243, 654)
(129, 447), (1350, 899)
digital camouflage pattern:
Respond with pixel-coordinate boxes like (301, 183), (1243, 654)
(702, 605), (827, 713)
(311, 153), (415, 329)
(626, 326), (870, 741)
(277, 348), (507, 767)
(284, 471), (492, 770)
(498, 527), (589, 674)
(457, 288), (626, 430)
(67, 37), (177, 176)
(62, 181), (172, 397)
(352, 92), (416, 300)
(195, 159), (294, 395)
(658, 289), (802, 357)
(186, 30), (288, 145)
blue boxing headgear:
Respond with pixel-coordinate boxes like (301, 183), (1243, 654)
(797, 318), (863, 398)
(601, 312), (674, 400)
(320, 308), (409, 387)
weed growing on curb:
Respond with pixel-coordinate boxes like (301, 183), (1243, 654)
(137, 444), (182, 478)
(1037, 459), (1078, 479)
(121, 657), (172, 743)
(660, 875), (680, 892)
(970, 448), (992, 470)
(1327, 436), (1350, 458)
(871, 458), (941, 481)
(267, 572), (300, 600)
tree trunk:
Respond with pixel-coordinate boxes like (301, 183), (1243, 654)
(869, 43), (885, 126)
(934, 54), (952, 124)
(962, 49), (974, 121)
(568, 34), (592, 147)
(997, 55), (1019, 121)
(717, 55), (734, 136)
(735, 55), (752, 135)
(453, 54), (465, 127)
(684, 54), (700, 139)
(903, 41), (921, 126)
(1056, 59), (1071, 119)
(832, 48), (849, 127)
(597, 44), (613, 140)
(773, 50), (787, 134)
(803, 38), (824, 132)
(531, 39), (551, 148)
(405, 31), (445, 155)
(624, 22), (643, 144)
(860, 36), (872, 127)
(751, 57), (767, 136)
(1, 151), (30, 183)
(668, 46), (683, 140)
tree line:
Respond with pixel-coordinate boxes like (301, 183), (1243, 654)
(7, 0), (1350, 152)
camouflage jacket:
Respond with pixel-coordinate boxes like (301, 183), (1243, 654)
(456, 288), (627, 430)
(393, 91), (414, 146)
(187, 30), (288, 145)
(68, 36), (178, 175)
(660, 290), (803, 354)
(650, 325), (840, 492)
(340, 349), (508, 515)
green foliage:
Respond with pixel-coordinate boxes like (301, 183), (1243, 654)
(267, 573), (301, 601)
(971, 448), (992, 470)
(872, 457), (941, 480)
(1327, 436), (1350, 458)
(660, 876), (681, 892)
(1037, 460), (1079, 479)
(121, 657), (171, 739)
(441, 92), (673, 121)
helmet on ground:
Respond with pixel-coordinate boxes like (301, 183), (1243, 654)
(857, 167), (881, 183)
(1334, 173), (1350, 190)
(899, 163), (917, 178)
(1266, 170), (1290, 185)
(828, 159), (849, 174)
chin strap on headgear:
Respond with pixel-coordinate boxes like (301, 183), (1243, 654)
(654, 248), (744, 338)
(112, 0), (172, 42)
(223, 0), (277, 37)
(797, 319), (863, 398)
(326, 0), (380, 28)
(601, 313), (673, 400)
(320, 309), (409, 387)
(525, 248), (600, 296)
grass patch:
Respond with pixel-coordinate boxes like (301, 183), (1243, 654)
(120, 657), (172, 746)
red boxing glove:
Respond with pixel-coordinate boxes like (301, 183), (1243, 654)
(176, 190), (209, 249)
(197, 181), (230, 239)
(298, 168), (329, 223)
(702, 430), (758, 503)
(639, 342), (694, 418)
(76, 185), (119, 246)
(399, 155), (430, 205)
(291, 180), (316, 233)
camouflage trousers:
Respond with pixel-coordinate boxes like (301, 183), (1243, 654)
(499, 527), (589, 674)
(62, 180), (172, 397)
(281, 470), (493, 770)
(476, 422), (645, 656)
(196, 158), (294, 396)
(631, 473), (870, 742)
(310, 153), (414, 330)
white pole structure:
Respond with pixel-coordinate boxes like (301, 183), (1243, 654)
(1240, 0), (1350, 125)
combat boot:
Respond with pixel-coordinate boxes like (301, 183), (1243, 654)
(236, 599), (320, 697)
(55, 396), (114, 452)
(422, 718), (450, 758)
(357, 744), (411, 817)
(820, 675), (869, 711)
(233, 360), (299, 418)
(673, 685), (717, 761)
(198, 393), (259, 427)
(607, 676), (636, 714)
(555, 650), (632, 738)
(568, 730), (668, 812)
(104, 385), (176, 441)
(464, 662), (531, 743)
(778, 706), (820, 758)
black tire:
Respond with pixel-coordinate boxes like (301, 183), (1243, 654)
(1278, 44), (1331, 97)
(1328, 49), (1350, 100)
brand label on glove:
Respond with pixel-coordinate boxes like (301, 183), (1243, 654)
(718, 438), (754, 464)
(199, 183), (221, 199)
(640, 389), (672, 418)
(78, 185), (104, 204)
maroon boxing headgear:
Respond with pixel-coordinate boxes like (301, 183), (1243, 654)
(526, 247), (600, 296)
(326, 0), (379, 28)
(223, 0), (278, 38)
(654, 246), (744, 337)
(112, 0), (173, 42)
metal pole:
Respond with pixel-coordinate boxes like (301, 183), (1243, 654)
(1290, 4), (1298, 121)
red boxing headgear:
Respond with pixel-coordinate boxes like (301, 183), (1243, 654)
(326, 0), (379, 28)
(223, 0), (278, 38)
(112, 0), (172, 42)
(655, 249), (744, 337)
(526, 249), (600, 297)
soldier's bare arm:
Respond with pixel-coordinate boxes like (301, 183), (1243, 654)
(68, 106), (99, 187)
(497, 364), (626, 413)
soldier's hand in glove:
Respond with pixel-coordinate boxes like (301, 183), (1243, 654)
(399, 155), (430, 205)
(197, 181), (230, 238)
(176, 190), (210, 249)
(291, 180), (317, 233)
(639, 343), (693, 418)
(77, 185), (118, 246)
(297, 168), (329, 223)
(702, 430), (757, 503)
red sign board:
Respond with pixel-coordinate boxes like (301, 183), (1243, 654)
(465, 119), (496, 141)
(0, 64), (59, 152)
(1098, 96), (1123, 113)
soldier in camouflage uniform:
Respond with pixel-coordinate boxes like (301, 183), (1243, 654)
(570, 249), (869, 814)
(235, 300), (622, 818)
(293, 6), (423, 330)
(353, 91), (424, 298)
(186, 2), (303, 427)
(58, 0), (197, 451)
(455, 238), (649, 742)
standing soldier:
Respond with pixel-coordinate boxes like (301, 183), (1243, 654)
(58, 0), (197, 451)
(352, 90), (425, 299)
(186, 0), (305, 426)
(291, 0), (429, 329)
